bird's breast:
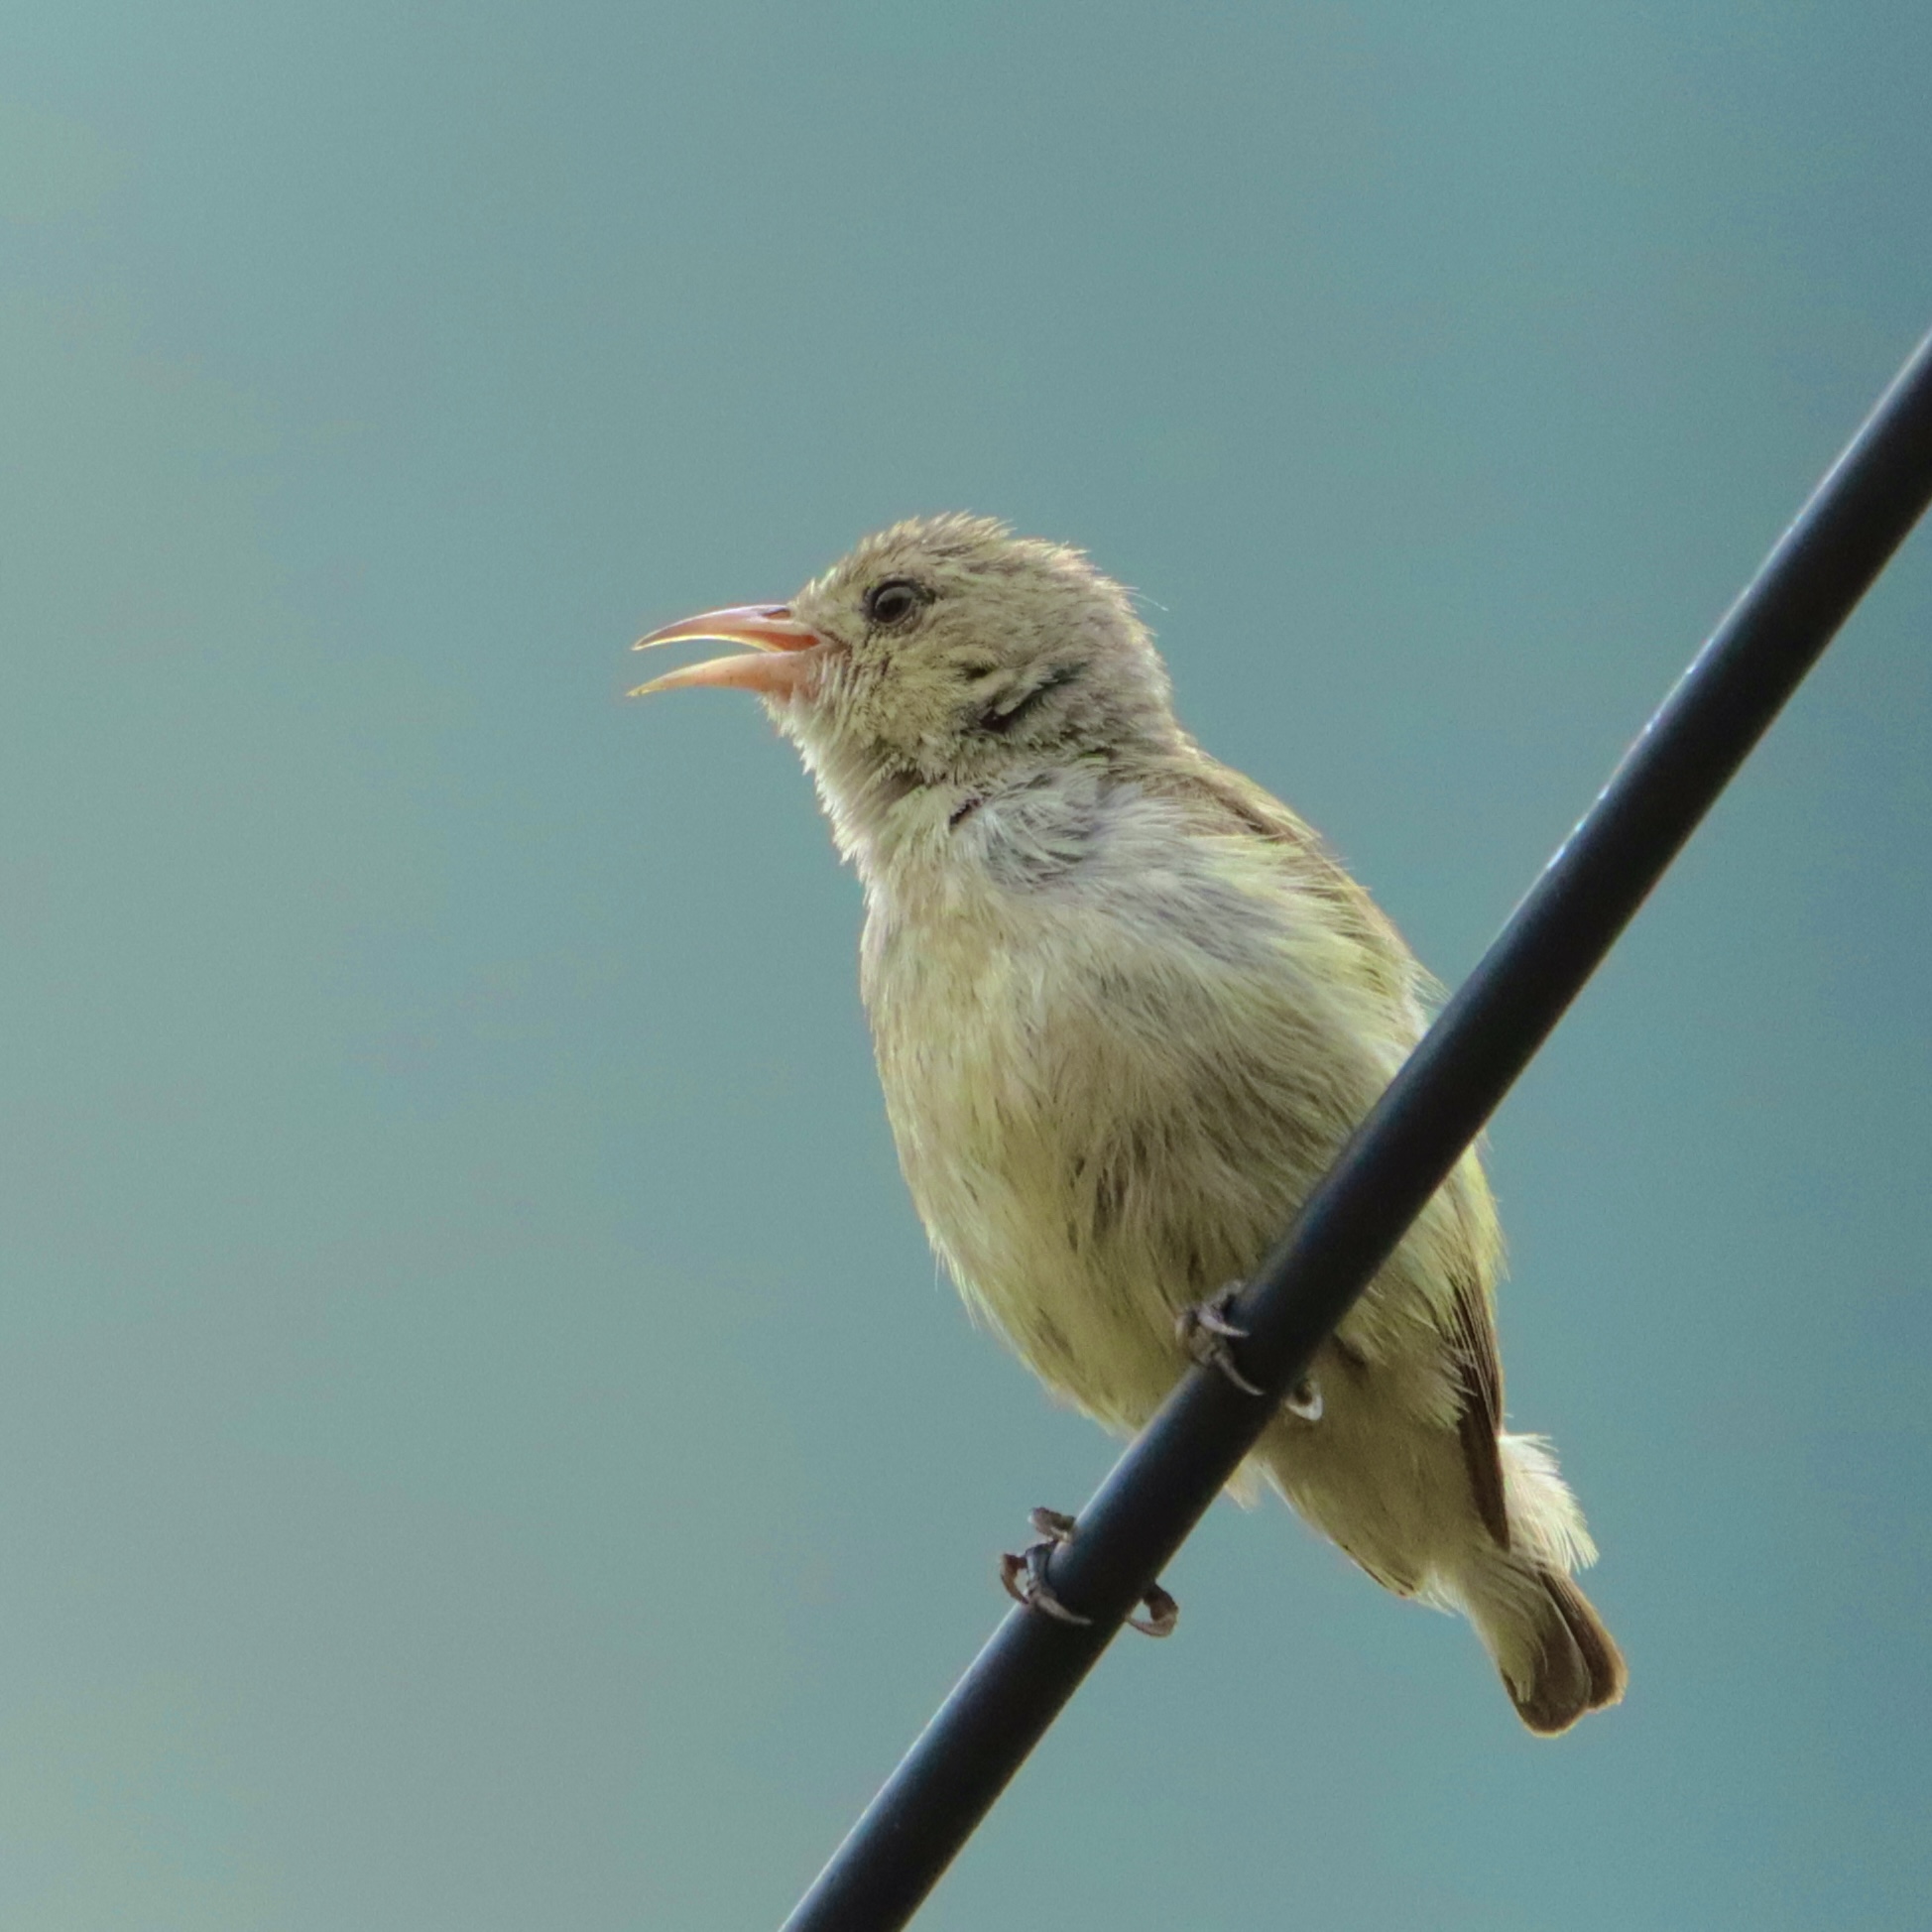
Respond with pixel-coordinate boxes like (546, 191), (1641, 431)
(859, 814), (1406, 1427)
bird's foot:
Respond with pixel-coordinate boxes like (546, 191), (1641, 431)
(999, 1509), (1090, 1627)
(1176, 1284), (1264, 1395)
(1130, 1577), (1181, 1637)
(999, 1507), (1179, 1638)
(1177, 1286), (1325, 1419)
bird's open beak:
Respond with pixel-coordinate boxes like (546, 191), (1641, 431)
(628, 603), (829, 699)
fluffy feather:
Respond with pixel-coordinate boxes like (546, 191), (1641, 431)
(659, 514), (1625, 1733)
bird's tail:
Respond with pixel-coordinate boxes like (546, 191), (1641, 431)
(1452, 1433), (1627, 1735)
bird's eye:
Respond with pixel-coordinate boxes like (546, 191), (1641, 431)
(863, 578), (924, 629)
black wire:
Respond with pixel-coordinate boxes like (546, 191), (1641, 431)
(779, 325), (1932, 1932)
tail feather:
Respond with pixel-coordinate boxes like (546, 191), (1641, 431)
(1464, 1559), (1627, 1736)
(1543, 1569), (1628, 1716)
(1467, 1433), (1626, 1735)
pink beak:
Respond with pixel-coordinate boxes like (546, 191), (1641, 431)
(628, 603), (829, 699)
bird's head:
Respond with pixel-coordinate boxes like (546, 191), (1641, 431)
(632, 515), (1180, 857)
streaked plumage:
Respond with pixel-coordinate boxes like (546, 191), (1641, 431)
(636, 515), (1625, 1733)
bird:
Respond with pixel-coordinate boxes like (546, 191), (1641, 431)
(632, 514), (1626, 1734)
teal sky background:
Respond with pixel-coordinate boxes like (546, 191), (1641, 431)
(4, 5), (1929, 1927)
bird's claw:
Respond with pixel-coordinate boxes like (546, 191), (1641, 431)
(1129, 1579), (1181, 1638)
(1283, 1377), (1323, 1422)
(1176, 1284), (1265, 1396)
(998, 1507), (1179, 1637)
(1177, 1285), (1325, 1418)
(1000, 1509), (1092, 1627)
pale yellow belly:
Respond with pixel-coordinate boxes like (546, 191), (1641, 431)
(872, 916), (1377, 1430)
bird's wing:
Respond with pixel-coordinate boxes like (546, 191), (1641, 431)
(1147, 746), (1513, 1549)
(1446, 1263), (1510, 1548)
(1139, 746), (1426, 1011)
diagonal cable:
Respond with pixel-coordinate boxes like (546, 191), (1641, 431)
(780, 323), (1932, 1932)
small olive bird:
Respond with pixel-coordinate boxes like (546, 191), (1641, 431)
(634, 515), (1625, 1734)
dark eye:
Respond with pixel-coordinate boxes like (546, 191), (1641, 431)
(863, 577), (924, 629)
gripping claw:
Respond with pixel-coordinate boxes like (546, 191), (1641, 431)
(1176, 1284), (1265, 1396)
(999, 1507), (1178, 1637)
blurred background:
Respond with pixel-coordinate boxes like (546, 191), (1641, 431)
(3, 4), (1928, 1926)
